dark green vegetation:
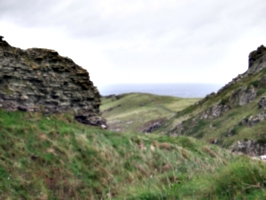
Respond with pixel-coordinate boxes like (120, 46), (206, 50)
(101, 93), (200, 133)
(1, 109), (266, 199)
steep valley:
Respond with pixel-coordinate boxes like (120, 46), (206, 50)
(1, 37), (266, 199)
(101, 45), (266, 157)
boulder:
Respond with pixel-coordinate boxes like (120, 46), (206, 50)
(143, 122), (161, 133)
(258, 97), (266, 109)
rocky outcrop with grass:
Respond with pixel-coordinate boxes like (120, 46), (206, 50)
(0, 36), (106, 126)
(163, 45), (266, 152)
(200, 85), (257, 120)
(201, 46), (266, 113)
(232, 139), (266, 156)
(180, 47), (266, 123)
(248, 45), (266, 72)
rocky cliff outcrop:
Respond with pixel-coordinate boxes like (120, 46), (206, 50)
(232, 139), (266, 156)
(215, 45), (266, 96)
(169, 45), (266, 137)
(199, 86), (257, 120)
(0, 36), (106, 126)
(200, 103), (229, 120)
(248, 45), (266, 71)
(198, 46), (266, 120)
(229, 86), (257, 106)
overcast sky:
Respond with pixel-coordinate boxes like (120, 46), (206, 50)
(1, 0), (266, 88)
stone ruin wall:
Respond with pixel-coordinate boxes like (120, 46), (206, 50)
(0, 37), (105, 126)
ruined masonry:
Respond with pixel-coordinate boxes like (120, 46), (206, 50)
(0, 36), (106, 126)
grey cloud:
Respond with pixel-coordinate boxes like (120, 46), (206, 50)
(2, 0), (266, 40)
(1, 0), (266, 85)
(0, 0), (54, 25)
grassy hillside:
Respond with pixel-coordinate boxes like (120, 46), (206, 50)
(158, 68), (266, 148)
(101, 93), (200, 133)
(1, 109), (266, 199)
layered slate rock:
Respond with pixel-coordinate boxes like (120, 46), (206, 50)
(0, 36), (106, 126)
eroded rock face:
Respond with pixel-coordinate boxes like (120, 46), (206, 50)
(258, 96), (266, 110)
(200, 86), (257, 120)
(232, 140), (266, 156)
(241, 112), (266, 127)
(239, 98), (266, 127)
(0, 36), (106, 126)
(229, 86), (257, 106)
(248, 45), (266, 71)
(200, 103), (229, 119)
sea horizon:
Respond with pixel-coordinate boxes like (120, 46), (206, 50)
(98, 83), (224, 98)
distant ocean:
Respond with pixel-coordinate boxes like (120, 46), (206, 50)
(98, 83), (224, 98)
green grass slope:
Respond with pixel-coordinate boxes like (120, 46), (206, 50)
(159, 68), (266, 148)
(1, 109), (266, 199)
(101, 93), (200, 134)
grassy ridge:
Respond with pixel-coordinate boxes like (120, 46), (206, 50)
(165, 159), (266, 200)
(101, 93), (200, 133)
(1, 109), (266, 199)
(130, 159), (266, 200)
